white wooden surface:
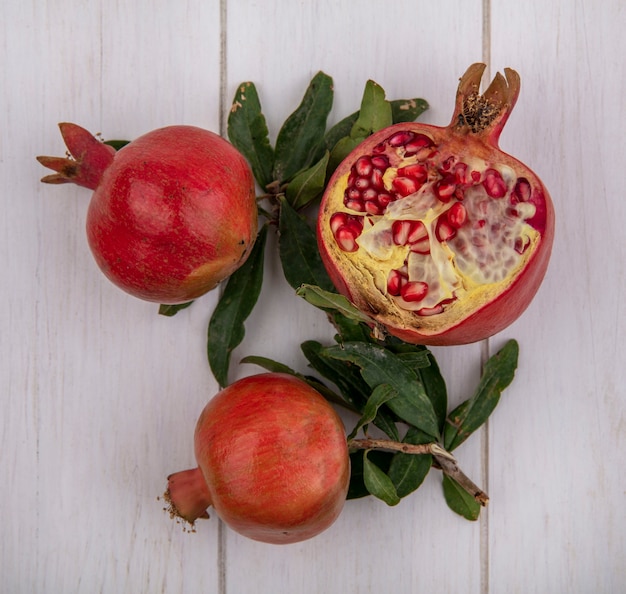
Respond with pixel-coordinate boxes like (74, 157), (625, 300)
(2, 1), (624, 592)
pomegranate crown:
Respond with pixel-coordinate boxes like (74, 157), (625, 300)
(451, 63), (521, 144)
(37, 122), (116, 191)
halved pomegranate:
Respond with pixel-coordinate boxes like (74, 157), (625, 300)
(317, 64), (555, 345)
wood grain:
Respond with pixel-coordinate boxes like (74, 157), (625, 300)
(1, 0), (624, 592)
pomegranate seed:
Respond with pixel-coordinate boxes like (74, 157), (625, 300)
(372, 142), (386, 154)
(392, 176), (421, 197)
(347, 171), (357, 186)
(355, 177), (370, 190)
(401, 281), (429, 302)
(441, 156), (455, 171)
(434, 174), (456, 202)
(334, 226), (359, 252)
(435, 217), (457, 242)
(471, 170), (481, 183)
(371, 155), (390, 169)
(483, 168), (507, 198)
(330, 212), (349, 234)
(403, 134), (434, 157)
(454, 162), (468, 184)
(392, 220), (413, 245)
(346, 187), (361, 201)
(387, 131), (415, 147)
(397, 163), (428, 183)
(387, 269), (407, 296)
(371, 169), (385, 190)
(511, 177), (532, 203)
(406, 220), (428, 244)
(362, 188), (378, 201)
(514, 235), (531, 254)
(354, 156), (373, 177)
(364, 200), (383, 215)
(344, 198), (365, 212)
(447, 202), (467, 229)
(377, 193), (394, 207)
(409, 238), (431, 254)
(417, 304), (444, 316)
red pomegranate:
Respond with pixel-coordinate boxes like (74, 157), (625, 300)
(37, 123), (257, 303)
(317, 64), (555, 345)
(165, 373), (350, 545)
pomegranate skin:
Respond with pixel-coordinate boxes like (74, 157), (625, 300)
(192, 373), (349, 545)
(317, 64), (555, 345)
(39, 124), (257, 304)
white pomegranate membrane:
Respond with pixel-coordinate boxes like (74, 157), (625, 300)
(330, 131), (539, 316)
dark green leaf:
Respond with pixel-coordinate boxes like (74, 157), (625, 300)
(350, 80), (392, 139)
(418, 350), (448, 434)
(323, 113), (359, 154)
(328, 312), (374, 344)
(347, 384), (397, 440)
(444, 339), (519, 451)
(347, 450), (392, 500)
(207, 225), (268, 387)
(327, 135), (362, 175)
(388, 426), (433, 498)
(323, 342), (440, 439)
(273, 71), (334, 183)
(158, 301), (194, 317)
(300, 340), (370, 411)
(278, 199), (335, 292)
(240, 354), (344, 406)
(103, 139), (130, 150)
(296, 284), (372, 324)
(390, 98), (430, 123)
(285, 151), (330, 210)
(442, 474), (481, 521)
(363, 450), (401, 506)
(227, 82), (275, 189)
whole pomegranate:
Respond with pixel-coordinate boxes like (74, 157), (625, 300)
(165, 373), (350, 545)
(318, 64), (554, 345)
(37, 123), (257, 303)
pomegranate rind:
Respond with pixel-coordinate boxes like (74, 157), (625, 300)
(317, 67), (554, 346)
(193, 373), (350, 545)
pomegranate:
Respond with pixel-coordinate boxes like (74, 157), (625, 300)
(37, 123), (257, 303)
(164, 373), (350, 544)
(318, 64), (554, 345)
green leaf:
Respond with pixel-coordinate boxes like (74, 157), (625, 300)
(444, 339), (519, 451)
(418, 350), (448, 434)
(323, 342), (440, 439)
(328, 312), (374, 344)
(103, 139), (130, 150)
(285, 150), (330, 210)
(327, 135), (362, 175)
(207, 225), (268, 387)
(363, 450), (401, 506)
(347, 384), (397, 440)
(227, 82), (275, 189)
(387, 426), (433, 498)
(278, 199), (335, 292)
(350, 80), (393, 139)
(347, 450), (392, 500)
(158, 301), (194, 317)
(296, 284), (372, 324)
(273, 71), (334, 183)
(240, 354), (344, 406)
(390, 98), (430, 123)
(323, 113), (359, 154)
(442, 474), (481, 521)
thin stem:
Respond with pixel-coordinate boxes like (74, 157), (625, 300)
(349, 438), (489, 506)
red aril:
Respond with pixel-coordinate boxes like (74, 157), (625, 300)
(164, 373), (350, 545)
(37, 123), (257, 304)
(317, 64), (555, 345)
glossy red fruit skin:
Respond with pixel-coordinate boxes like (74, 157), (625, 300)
(193, 373), (349, 545)
(317, 65), (555, 346)
(86, 126), (257, 303)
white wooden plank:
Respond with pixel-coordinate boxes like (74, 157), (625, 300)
(222, 1), (487, 592)
(488, 0), (626, 591)
(2, 1), (223, 592)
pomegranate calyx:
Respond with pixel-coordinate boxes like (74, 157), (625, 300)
(452, 63), (521, 143)
(37, 122), (115, 190)
(164, 467), (212, 525)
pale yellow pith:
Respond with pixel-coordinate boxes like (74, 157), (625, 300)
(322, 161), (540, 335)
